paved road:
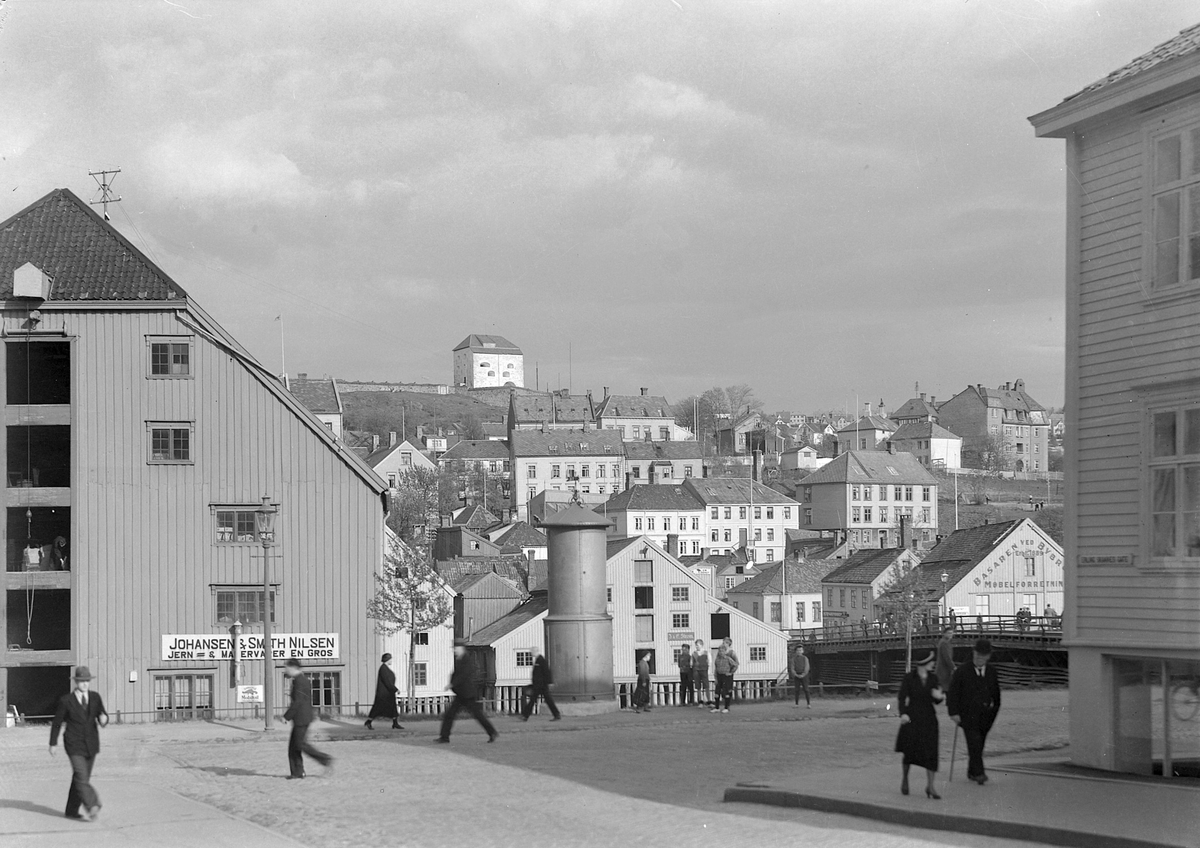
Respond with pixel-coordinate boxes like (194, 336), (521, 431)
(1, 689), (1069, 847)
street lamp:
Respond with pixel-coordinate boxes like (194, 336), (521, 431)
(941, 571), (949, 621)
(254, 495), (278, 731)
(229, 619), (243, 689)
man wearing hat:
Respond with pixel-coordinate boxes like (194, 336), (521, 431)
(49, 666), (108, 821)
(436, 638), (497, 743)
(282, 659), (333, 778)
(365, 652), (401, 730)
(947, 639), (1002, 784)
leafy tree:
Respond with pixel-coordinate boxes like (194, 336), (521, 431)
(876, 557), (935, 671)
(367, 535), (453, 713)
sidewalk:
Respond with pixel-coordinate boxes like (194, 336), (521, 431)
(0, 778), (304, 848)
(724, 753), (1200, 848)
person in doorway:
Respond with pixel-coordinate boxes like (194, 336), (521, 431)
(790, 645), (811, 708)
(936, 623), (957, 694)
(49, 666), (108, 821)
(676, 643), (694, 706)
(711, 637), (739, 713)
(521, 652), (561, 721)
(283, 659), (333, 778)
(437, 639), (498, 743)
(947, 639), (1002, 785)
(365, 653), (401, 730)
(692, 640), (711, 707)
(895, 651), (944, 799)
(632, 652), (652, 713)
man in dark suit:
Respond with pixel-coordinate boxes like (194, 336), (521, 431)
(49, 666), (108, 821)
(521, 652), (561, 721)
(437, 639), (497, 743)
(282, 659), (333, 778)
(947, 638), (1002, 784)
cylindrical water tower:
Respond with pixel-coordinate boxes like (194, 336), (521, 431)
(540, 501), (616, 712)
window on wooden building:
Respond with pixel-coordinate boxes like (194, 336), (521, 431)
(153, 673), (213, 721)
(671, 585), (689, 602)
(413, 632), (430, 646)
(749, 646), (767, 662)
(309, 671), (341, 710)
(672, 612), (690, 629)
(1150, 125), (1200, 291)
(215, 588), (276, 625)
(412, 663), (427, 686)
(516, 651), (533, 667)
(634, 586), (654, 609)
(1147, 400), (1200, 560)
(214, 507), (259, 543)
(147, 337), (192, 378)
(635, 615), (654, 642)
(148, 423), (192, 463)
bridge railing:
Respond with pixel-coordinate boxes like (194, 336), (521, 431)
(806, 614), (1062, 644)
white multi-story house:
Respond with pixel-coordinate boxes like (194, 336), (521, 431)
(687, 478), (800, 564)
(936, 380), (1050, 473)
(623, 440), (703, 485)
(724, 560), (838, 632)
(509, 425), (625, 521)
(887, 422), (962, 470)
(594, 389), (689, 441)
(797, 449), (939, 550)
(600, 485), (705, 557)
(453, 334), (524, 389)
(1031, 23), (1200, 777)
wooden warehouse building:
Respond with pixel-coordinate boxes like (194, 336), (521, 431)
(0, 189), (388, 721)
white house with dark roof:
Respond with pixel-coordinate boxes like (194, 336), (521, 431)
(509, 426), (625, 521)
(285, 373), (344, 439)
(797, 450), (939, 550)
(601, 484), (705, 557)
(364, 437), (437, 489)
(821, 547), (924, 628)
(594, 389), (689, 441)
(1030, 23), (1200, 776)
(834, 414), (899, 452)
(507, 390), (595, 433)
(453, 334), (523, 389)
(724, 559), (838, 632)
(685, 477), (800, 564)
(887, 422), (962, 470)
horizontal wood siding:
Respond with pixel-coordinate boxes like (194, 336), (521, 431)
(2, 306), (385, 716)
(1071, 113), (1200, 645)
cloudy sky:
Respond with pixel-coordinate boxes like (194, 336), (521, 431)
(1, 1), (1196, 413)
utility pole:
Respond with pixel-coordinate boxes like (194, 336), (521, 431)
(88, 168), (122, 220)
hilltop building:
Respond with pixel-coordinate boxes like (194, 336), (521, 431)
(453, 334), (524, 389)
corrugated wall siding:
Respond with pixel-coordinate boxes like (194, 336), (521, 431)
(1, 305), (385, 716)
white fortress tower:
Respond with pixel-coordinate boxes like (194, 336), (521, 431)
(453, 334), (524, 389)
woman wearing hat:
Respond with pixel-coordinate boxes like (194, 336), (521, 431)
(894, 651), (944, 799)
(365, 653), (402, 730)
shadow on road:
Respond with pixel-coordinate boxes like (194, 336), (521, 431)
(0, 798), (70, 819)
(186, 765), (285, 779)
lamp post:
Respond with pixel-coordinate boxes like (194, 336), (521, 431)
(229, 619), (243, 689)
(255, 496), (278, 731)
(941, 571), (949, 621)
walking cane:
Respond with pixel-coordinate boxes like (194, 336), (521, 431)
(949, 723), (960, 782)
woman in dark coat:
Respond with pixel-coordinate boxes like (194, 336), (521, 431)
(365, 653), (402, 730)
(895, 651), (943, 799)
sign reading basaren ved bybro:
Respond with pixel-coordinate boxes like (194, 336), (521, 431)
(161, 633), (339, 661)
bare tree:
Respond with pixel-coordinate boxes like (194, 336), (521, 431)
(387, 467), (459, 544)
(876, 557), (933, 672)
(366, 535), (454, 714)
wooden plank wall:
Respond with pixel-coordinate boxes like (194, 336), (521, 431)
(1072, 109), (1200, 645)
(2, 305), (386, 717)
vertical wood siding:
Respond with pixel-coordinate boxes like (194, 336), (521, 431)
(2, 306), (385, 716)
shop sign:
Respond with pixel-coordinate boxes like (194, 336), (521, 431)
(1079, 554), (1133, 566)
(667, 631), (695, 642)
(236, 685), (263, 703)
(161, 633), (340, 661)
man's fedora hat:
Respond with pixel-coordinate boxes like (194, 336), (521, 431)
(72, 666), (94, 681)
(914, 651), (936, 667)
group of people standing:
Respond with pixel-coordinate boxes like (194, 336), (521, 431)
(640, 637), (741, 713)
(894, 624), (1002, 799)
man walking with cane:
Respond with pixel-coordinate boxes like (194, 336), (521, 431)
(948, 639), (1001, 784)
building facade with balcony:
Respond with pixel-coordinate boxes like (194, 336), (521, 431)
(0, 189), (388, 721)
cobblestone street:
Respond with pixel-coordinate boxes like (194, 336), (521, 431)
(2, 689), (1070, 847)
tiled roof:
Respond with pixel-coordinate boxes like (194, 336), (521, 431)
(0, 188), (187, 301)
(435, 558), (534, 593)
(606, 536), (645, 559)
(482, 422), (508, 438)
(798, 451), (938, 487)
(492, 521), (547, 549)
(438, 439), (510, 462)
(915, 520), (1022, 591)
(466, 591), (548, 646)
(454, 334), (521, 353)
(822, 548), (911, 585)
(287, 375), (341, 414)
(595, 394), (673, 419)
(362, 440), (427, 468)
(726, 560), (840, 595)
(835, 415), (898, 435)
(683, 477), (798, 506)
(510, 428), (624, 457)
(977, 384), (1046, 413)
(510, 394), (595, 424)
(1068, 23), (1200, 101)
(890, 422), (961, 442)
(449, 571), (524, 596)
(623, 441), (703, 461)
(603, 485), (705, 512)
(891, 397), (939, 421)
(452, 504), (501, 530)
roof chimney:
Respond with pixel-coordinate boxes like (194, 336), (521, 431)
(640, 387), (648, 396)
(603, 386), (609, 398)
(919, 392), (926, 402)
(930, 395), (936, 405)
(371, 434), (381, 452)
(389, 431), (398, 447)
(541, 421), (548, 434)
(297, 372), (308, 380)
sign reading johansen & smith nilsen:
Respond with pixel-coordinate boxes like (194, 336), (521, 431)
(161, 633), (339, 661)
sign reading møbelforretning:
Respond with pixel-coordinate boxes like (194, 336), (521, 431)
(161, 633), (339, 661)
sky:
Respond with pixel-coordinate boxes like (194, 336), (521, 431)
(1, 1), (1197, 414)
